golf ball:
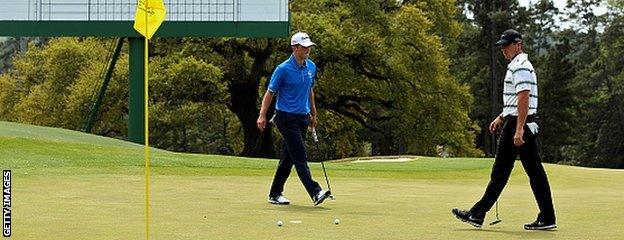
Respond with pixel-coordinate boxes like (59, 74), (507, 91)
(277, 220), (283, 227)
(334, 218), (340, 225)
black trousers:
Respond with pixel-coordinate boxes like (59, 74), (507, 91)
(470, 115), (556, 223)
(269, 110), (321, 199)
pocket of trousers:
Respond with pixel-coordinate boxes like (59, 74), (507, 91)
(274, 112), (289, 125)
(526, 122), (539, 135)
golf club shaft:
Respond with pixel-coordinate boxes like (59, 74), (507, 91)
(320, 159), (332, 191)
(489, 198), (502, 225)
(489, 131), (502, 225)
(495, 200), (499, 219)
(312, 128), (333, 194)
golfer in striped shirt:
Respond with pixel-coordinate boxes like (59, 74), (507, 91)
(452, 29), (556, 230)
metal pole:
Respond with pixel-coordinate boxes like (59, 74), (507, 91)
(128, 37), (146, 144)
(38, 0), (42, 21)
(84, 37), (125, 133)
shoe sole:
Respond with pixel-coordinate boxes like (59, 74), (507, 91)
(452, 211), (482, 228)
(268, 200), (290, 205)
(314, 191), (331, 206)
(524, 224), (556, 230)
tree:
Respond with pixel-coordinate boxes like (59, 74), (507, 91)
(293, 0), (480, 156)
(2, 38), (123, 129)
(0, 37), (48, 74)
(152, 0), (481, 158)
(0, 38), (235, 155)
(537, 32), (578, 163)
(148, 54), (236, 153)
(154, 37), (281, 158)
(525, 0), (560, 56)
(452, 0), (528, 156)
(574, 13), (624, 168)
(2, 1), (484, 159)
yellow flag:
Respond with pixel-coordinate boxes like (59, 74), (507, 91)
(133, 0), (166, 40)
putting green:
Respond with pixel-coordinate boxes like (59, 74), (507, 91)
(1, 121), (623, 239)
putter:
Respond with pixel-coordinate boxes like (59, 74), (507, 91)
(312, 128), (335, 200)
(489, 201), (502, 225)
(489, 131), (502, 225)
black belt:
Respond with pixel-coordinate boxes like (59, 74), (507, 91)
(276, 110), (309, 118)
(504, 114), (539, 123)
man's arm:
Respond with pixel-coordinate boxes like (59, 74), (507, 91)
(258, 64), (283, 131)
(257, 91), (275, 131)
(514, 90), (529, 146)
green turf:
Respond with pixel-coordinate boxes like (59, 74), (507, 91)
(1, 121), (623, 239)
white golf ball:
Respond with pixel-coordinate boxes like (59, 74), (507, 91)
(334, 218), (340, 225)
(277, 220), (283, 227)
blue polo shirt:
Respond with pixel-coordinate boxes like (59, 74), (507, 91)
(268, 54), (316, 115)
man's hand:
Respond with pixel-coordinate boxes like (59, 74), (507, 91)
(257, 115), (267, 132)
(257, 91), (274, 132)
(310, 115), (317, 129)
(513, 128), (525, 146)
(489, 116), (503, 133)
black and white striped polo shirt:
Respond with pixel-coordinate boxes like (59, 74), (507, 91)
(502, 53), (538, 117)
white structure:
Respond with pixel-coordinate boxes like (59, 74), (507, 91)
(1, 0), (288, 22)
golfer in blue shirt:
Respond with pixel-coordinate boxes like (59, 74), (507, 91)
(257, 32), (331, 206)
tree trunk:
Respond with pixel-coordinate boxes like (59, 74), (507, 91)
(180, 123), (188, 152)
(371, 134), (399, 155)
(487, 18), (500, 157)
(225, 41), (276, 158)
(228, 82), (276, 158)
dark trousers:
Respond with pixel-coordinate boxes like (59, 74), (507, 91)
(470, 115), (556, 223)
(269, 110), (321, 199)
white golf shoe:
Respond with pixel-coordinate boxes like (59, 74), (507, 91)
(313, 189), (331, 206)
(268, 195), (290, 205)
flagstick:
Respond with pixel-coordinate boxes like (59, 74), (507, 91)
(144, 3), (150, 240)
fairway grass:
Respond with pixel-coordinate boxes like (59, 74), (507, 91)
(1, 121), (623, 239)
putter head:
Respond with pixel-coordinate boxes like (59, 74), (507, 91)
(329, 195), (336, 200)
(311, 128), (319, 142)
(489, 219), (502, 225)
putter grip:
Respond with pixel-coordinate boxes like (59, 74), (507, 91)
(311, 128), (318, 142)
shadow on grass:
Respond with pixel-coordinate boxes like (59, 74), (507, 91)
(453, 228), (558, 237)
(268, 204), (332, 212)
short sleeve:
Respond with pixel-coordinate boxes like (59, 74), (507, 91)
(268, 65), (284, 93)
(513, 68), (534, 93)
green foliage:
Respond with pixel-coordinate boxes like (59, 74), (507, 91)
(150, 54), (225, 104)
(148, 54), (241, 153)
(307, 110), (368, 161)
(537, 33), (578, 163)
(567, 14), (624, 168)
(0, 37), (46, 74)
(0, 38), (239, 155)
(452, 0), (624, 167)
(144, 0), (481, 158)
(0, 38), (124, 130)
(293, 0), (481, 157)
(149, 102), (242, 154)
(608, 0), (624, 10)
(0, 37), (14, 73)
(449, 0), (527, 156)
(0, 74), (18, 119)
(1, 0), (622, 167)
(156, 37), (282, 157)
